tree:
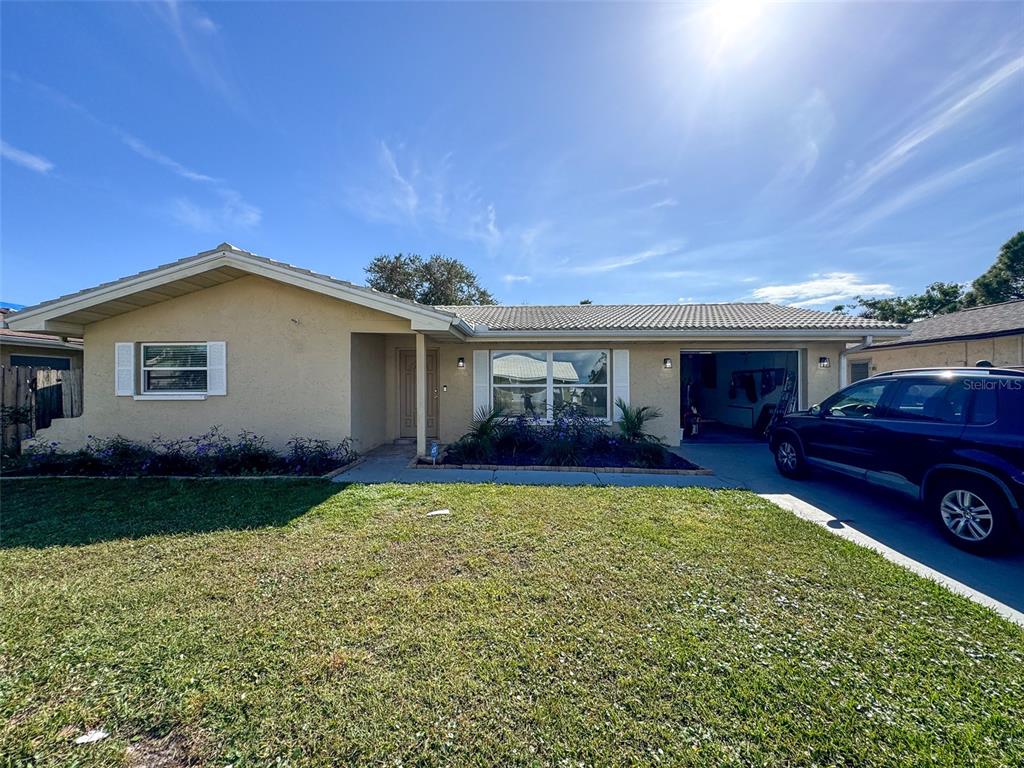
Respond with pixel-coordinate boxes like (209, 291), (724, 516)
(965, 231), (1024, 306)
(855, 282), (966, 324)
(363, 254), (421, 299)
(836, 231), (1022, 322)
(364, 253), (496, 305)
(579, 299), (593, 304)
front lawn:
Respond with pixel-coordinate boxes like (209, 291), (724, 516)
(2, 480), (1021, 766)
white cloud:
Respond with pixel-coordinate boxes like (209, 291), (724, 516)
(0, 140), (53, 173)
(651, 197), (678, 209)
(762, 89), (834, 194)
(171, 190), (262, 232)
(150, 1), (241, 110)
(378, 139), (419, 218)
(346, 138), (501, 248)
(752, 272), (895, 307)
(119, 134), (218, 183)
(838, 149), (1009, 234)
(502, 274), (532, 284)
(565, 240), (686, 274)
(820, 55), (1022, 217)
(193, 15), (219, 34)
(615, 178), (668, 194)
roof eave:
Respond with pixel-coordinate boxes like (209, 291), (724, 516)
(6, 247), (464, 336)
(865, 326), (1024, 350)
(462, 327), (907, 341)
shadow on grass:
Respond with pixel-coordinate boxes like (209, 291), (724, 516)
(0, 478), (344, 549)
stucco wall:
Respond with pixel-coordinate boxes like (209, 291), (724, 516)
(846, 333), (1024, 379)
(350, 333), (387, 452)
(426, 340), (845, 445)
(39, 275), (412, 450)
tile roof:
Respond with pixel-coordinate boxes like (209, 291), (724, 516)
(867, 299), (1024, 348)
(435, 303), (905, 332)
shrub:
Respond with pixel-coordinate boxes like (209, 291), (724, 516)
(0, 428), (358, 477)
(286, 436), (356, 475)
(538, 402), (605, 466)
(443, 400), (677, 469)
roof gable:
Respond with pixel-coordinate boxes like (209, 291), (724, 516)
(7, 244), (467, 336)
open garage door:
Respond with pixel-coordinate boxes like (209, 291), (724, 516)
(681, 350), (799, 441)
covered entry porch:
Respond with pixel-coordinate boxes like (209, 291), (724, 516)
(352, 331), (458, 457)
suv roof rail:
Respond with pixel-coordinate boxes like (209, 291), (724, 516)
(872, 367), (1024, 378)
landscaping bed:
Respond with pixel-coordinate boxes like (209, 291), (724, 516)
(418, 451), (706, 473)
(0, 428), (357, 477)
(2, 480), (1022, 766)
(443, 400), (696, 470)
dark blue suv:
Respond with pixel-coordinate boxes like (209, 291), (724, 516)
(767, 367), (1024, 553)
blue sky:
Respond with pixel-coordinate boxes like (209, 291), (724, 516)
(1, 1), (1021, 308)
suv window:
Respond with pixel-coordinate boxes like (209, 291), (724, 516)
(821, 380), (891, 419)
(886, 379), (969, 424)
(969, 386), (999, 425)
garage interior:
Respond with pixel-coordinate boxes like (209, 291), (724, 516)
(680, 350), (800, 441)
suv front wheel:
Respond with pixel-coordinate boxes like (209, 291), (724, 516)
(774, 436), (807, 479)
(931, 476), (1015, 554)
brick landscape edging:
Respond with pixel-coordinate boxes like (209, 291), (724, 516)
(0, 456), (363, 482)
(409, 458), (712, 476)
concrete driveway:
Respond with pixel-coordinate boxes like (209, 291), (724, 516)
(679, 441), (1024, 613)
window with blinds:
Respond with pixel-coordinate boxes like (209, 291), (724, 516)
(140, 343), (209, 393)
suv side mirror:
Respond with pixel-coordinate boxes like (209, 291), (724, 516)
(809, 404), (822, 416)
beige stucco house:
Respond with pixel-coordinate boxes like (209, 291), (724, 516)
(6, 244), (907, 455)
(846, 299), (1024, 382)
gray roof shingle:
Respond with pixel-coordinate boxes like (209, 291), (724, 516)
(435, 303), (905, 332)
(867, 299), (1024, 348)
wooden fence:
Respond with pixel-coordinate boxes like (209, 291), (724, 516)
(1, 365), (83, 455)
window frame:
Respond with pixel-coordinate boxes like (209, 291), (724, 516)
(139, 342), (210, 396)
(882, 378), (969, 424)
(490, 349), (611, 422)
(820, 379), (894, 420)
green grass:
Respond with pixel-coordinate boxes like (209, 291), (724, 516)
(2, 480), (1022, 767)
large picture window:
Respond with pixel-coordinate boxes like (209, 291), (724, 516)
(141, 343), (209, 394)
(491, 350), (609, 420)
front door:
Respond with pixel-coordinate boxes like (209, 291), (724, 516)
(399, 348), (439, 438)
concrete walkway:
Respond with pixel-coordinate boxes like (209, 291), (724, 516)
(336, 440), (1024, 618)
(334, 444), (733, 488)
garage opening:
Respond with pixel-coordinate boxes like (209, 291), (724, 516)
(680, 350), (799, 442)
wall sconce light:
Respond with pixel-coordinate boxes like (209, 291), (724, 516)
(818, 356), (831, 368)
(663, 357), (673, 369)
(457, 357), (465, 368)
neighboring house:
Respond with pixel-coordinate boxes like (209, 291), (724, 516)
(6, 243), (906, 454)
(846, 300), (1024, 382)
(1, 307), (83, 370)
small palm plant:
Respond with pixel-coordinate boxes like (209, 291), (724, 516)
(614, 398), (663, 444)
(615, 399), (670, 467)
(448, 406), (505, 463)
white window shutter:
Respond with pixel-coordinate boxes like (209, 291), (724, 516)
(472, 350), (490, 415)
(115, 342), (135, 396)
(207, 341), (227, 395)
(612, 349), (629, 421)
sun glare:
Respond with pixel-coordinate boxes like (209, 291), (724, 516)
(702, 0), (767, 65)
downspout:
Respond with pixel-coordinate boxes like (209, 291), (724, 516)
(840, 335), (873, 387)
